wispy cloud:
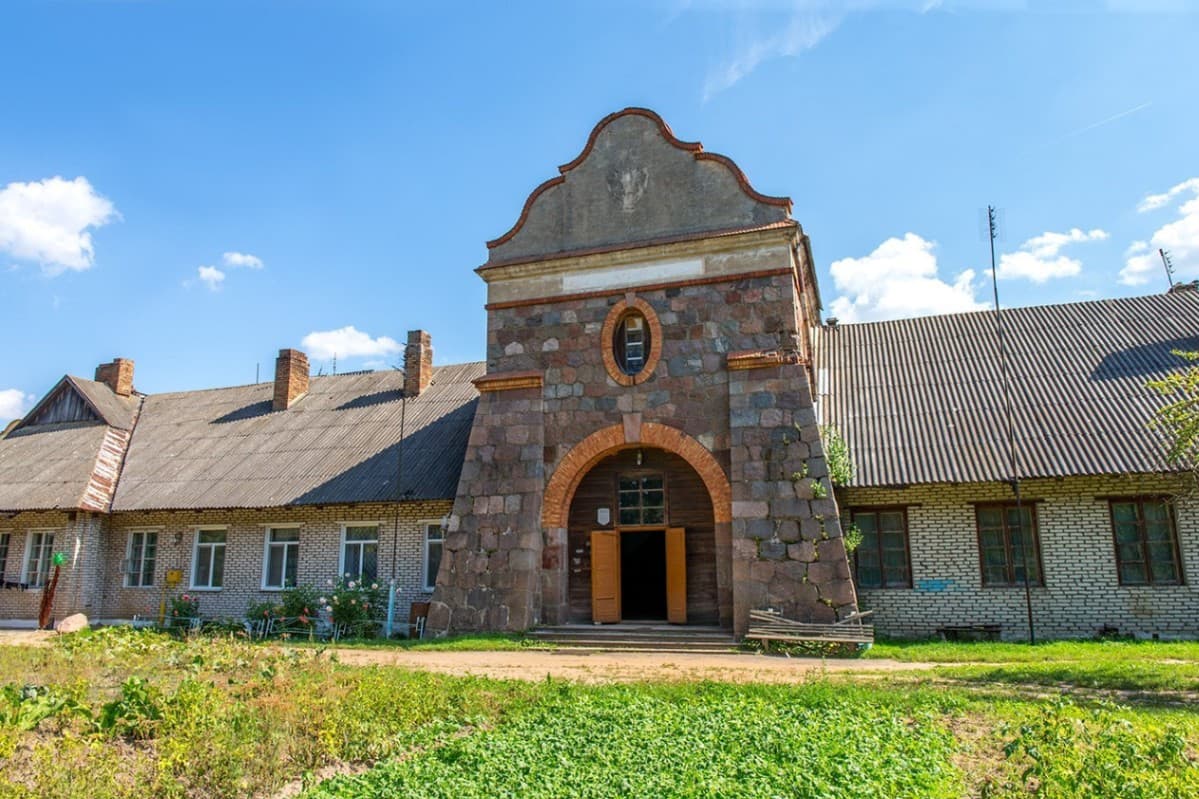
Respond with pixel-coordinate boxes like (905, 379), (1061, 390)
(1138, 177), (1199, 214)
(700, 1), (944, 101)
(1061, 101), (1152, 140)
(997, 228), (1108, 283)
(827, 233), (986, 322)
(0, 177), (119, 275)
(703, 8), (842, 100)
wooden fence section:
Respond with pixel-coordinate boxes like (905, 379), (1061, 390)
(746, 608), (875, 646)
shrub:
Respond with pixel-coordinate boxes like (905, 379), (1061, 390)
(821, 425), (855, 486)
(280, 584), (321, 631)
(319, 577), (384, 638)
(168, 593), (200, 625)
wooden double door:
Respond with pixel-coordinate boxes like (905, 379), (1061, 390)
(590, 527), (687, 624)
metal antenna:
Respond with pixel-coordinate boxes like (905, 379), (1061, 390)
(987, 205), (1036, 644)
(1160, 249), (1176, 289)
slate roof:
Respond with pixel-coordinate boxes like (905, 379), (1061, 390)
(111, 362), (483, 511)
(814, 291), (1199, 488)
(0, 423), (115, 511)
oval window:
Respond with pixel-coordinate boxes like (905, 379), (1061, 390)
(614, 312), (650, 376)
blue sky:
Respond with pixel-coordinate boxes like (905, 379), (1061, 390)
(2, 1), (1198, 423)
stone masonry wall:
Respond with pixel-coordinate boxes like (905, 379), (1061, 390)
(99, 501), (449, 627)
(729, 360), (857, 637)
(845, 474), (1199, 640)
(0, 510), (105, 626)
(438, 244), (852, 635)
(428, 387), (546, 632)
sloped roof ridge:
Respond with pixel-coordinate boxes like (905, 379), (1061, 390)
(822, 291), (1197, 331)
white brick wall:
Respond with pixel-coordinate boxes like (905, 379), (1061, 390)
(845, 474), (1199, 640)
(0, 510), (105, 626)
(98, 501), (452, 629)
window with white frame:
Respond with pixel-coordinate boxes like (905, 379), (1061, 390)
(125, 530), (158, 587)
(0, 533), (10, 581)
(423, 523), (444, 591)
(263, 527), (300, 590)
(192, 529), (226, 589)
(341, 525), (378, 582)
(22, 531), (55, 588)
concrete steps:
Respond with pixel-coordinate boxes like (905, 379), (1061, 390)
(529, 623), (741, 654)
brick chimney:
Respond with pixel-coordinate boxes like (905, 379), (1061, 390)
(405, 330), (433, 397)
(95, 358), (134, 397)
(273, 349), (310, 411)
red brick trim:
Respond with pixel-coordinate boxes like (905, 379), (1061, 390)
(484, 267), (794, 311)
(726, 349), (804, 371)
(541, 422), (732, 528)
(601, 297), (662, 387)
(484, 107), (792, 252)
(479, 221), (797, 273)
(473, 370), (544, 393)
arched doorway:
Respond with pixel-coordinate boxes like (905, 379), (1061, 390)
(566, 447), (719, 625)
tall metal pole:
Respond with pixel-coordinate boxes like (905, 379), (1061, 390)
(987, 206), (1036, 644)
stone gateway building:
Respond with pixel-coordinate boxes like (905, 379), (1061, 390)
(1, 108), (1197, 641)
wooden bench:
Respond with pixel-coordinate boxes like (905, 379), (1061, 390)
(746, 608), (874, 648)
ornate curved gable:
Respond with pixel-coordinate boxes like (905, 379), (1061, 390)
(484, 108), (792, 267)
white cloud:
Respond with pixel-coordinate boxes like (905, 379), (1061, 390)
(997, 228), (1108, 283)
(1137, 177), (1199, 213)
(197, 265), (225, 291)
(222, 251), (264, 269)
(0, 389), (35, 425)
(0, 177), (118, 275)
(301, 326), (402, 361)
(1122, 178), (1199, 286)
(827, 233), (986, 323)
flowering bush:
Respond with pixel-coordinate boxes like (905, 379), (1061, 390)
(280, 584), (320, 631)
(168, 593), (200, 623)
(245, 600), (283, 625)
(319, 576), (383, 638)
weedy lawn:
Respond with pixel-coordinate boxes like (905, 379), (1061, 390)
(0, 628), (1195, 798)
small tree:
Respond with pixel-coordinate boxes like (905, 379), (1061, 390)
(1147, 349), (1199, 491)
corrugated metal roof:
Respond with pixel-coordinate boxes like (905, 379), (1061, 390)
(814, 291), (1199, 487)
(111, 362), (483, 511)
(0, 423), (113, 511)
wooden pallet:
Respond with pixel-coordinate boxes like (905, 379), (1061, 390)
(746, 608), (874, 645)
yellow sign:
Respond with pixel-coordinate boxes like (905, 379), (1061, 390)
(165, 569), (182, 588)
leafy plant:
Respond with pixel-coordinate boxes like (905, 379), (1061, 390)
(96, 676), (162, 740)
(821, 425), (855, 486)
(319, 577), (384, 638)
(168, 593), (200, 623)
(810, 479), (828, 499)
(843, 522), (863, 553)
(246, 599), (283, 625)
(280, 584), (321, 631)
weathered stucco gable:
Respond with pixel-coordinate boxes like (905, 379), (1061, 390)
(485, 108), (792, 266)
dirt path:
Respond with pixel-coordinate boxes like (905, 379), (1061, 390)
(330, 648), (935, 684)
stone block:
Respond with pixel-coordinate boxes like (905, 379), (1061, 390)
(820, 579), (857, 607)
(807, 561), (835, 584)
(750, 560), (775, 583)
(55, 614), (88, 634)
(817, 538), (846, 562)
(759, 539), (787, 560)
(509, 549), (538, 571)
(732, 538), (758, 560)
(732, 500), (769, 519)
(787, 541), (817, 562)
(776, 520), (800, 542)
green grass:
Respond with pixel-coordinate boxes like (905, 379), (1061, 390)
(281, 631), (545, 652)
(306, 682), (965, 799)
(867, 637), (1199, 664)
(1, 629), (1198, 799)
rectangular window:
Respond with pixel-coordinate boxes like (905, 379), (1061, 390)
(192, 529), (226, 589)
(0, 533), (9, 580)
(976, 504), (1042, 587)
(125, 531), (158, 588)
(22, 531), (55, 588)
(342, 525), (379, 583)
(1110, 498), (1183, 586)
(617, 474), (666, 526)
(423, 523), (444, 591)
(851, 508), (911, 589)
(263, 528), (300, 590)
(623, 315), (645, 371)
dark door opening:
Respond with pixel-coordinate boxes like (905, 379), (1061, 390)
(620, 530), (666, 620)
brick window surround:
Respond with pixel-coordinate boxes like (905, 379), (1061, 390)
(601, 297), (662, 387)
(850, 507), (912, 589)
(1109, 497), (1184, 586)
(975, 503), (1044, 587)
